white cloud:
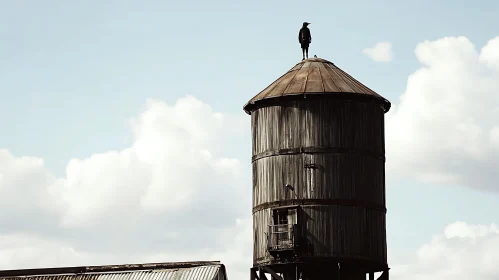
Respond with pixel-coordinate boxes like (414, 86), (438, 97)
(362, 41), (393, 62)
(386, 36), (499, 191)
(390, 222), (499, 280)
(0, 95), (252, 278)
(0, 150), (62, 231)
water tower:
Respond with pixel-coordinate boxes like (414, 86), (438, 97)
(244, 58), (391, 280)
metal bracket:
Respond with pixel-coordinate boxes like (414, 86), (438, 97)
(304, 163), (318, 169)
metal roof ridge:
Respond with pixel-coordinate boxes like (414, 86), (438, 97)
(0, 261), (222, 278)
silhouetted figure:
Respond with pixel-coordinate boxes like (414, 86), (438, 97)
(298, 22), (312, 60)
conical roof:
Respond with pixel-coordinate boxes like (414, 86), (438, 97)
(243, 57), (391, 114)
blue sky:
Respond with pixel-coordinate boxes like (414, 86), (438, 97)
(2, 0), (498, 169)
(1, 1), (499, 278)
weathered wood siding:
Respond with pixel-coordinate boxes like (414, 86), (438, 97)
(253, 154), (385, 205)
(251, 99), (385, 156)
(251, 98), (387, 266)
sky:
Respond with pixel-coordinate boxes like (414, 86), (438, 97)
(1, 0), (499, 279)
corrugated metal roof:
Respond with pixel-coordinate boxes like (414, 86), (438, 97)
(0, 262), (227, 280)
(243, 57), (390, 113)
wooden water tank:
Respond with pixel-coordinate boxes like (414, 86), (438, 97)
(244, 58), (391, 276)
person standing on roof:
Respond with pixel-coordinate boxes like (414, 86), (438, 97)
(298, 22), (312, 60)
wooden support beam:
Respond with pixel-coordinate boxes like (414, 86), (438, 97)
(260, 266), (283, 280)
(376, 270), (389, 280)
(259, 268), (268, 280)
(251, 268), (260, 280)
(282, 265), (298, 280)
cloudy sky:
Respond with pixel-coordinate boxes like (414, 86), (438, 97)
(1, 0), (499, 279)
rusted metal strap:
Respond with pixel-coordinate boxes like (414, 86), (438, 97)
(252, 147), (385, 162)
(253, 199), (386, 213)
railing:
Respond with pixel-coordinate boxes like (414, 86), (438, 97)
(267, 224), (297, 251)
